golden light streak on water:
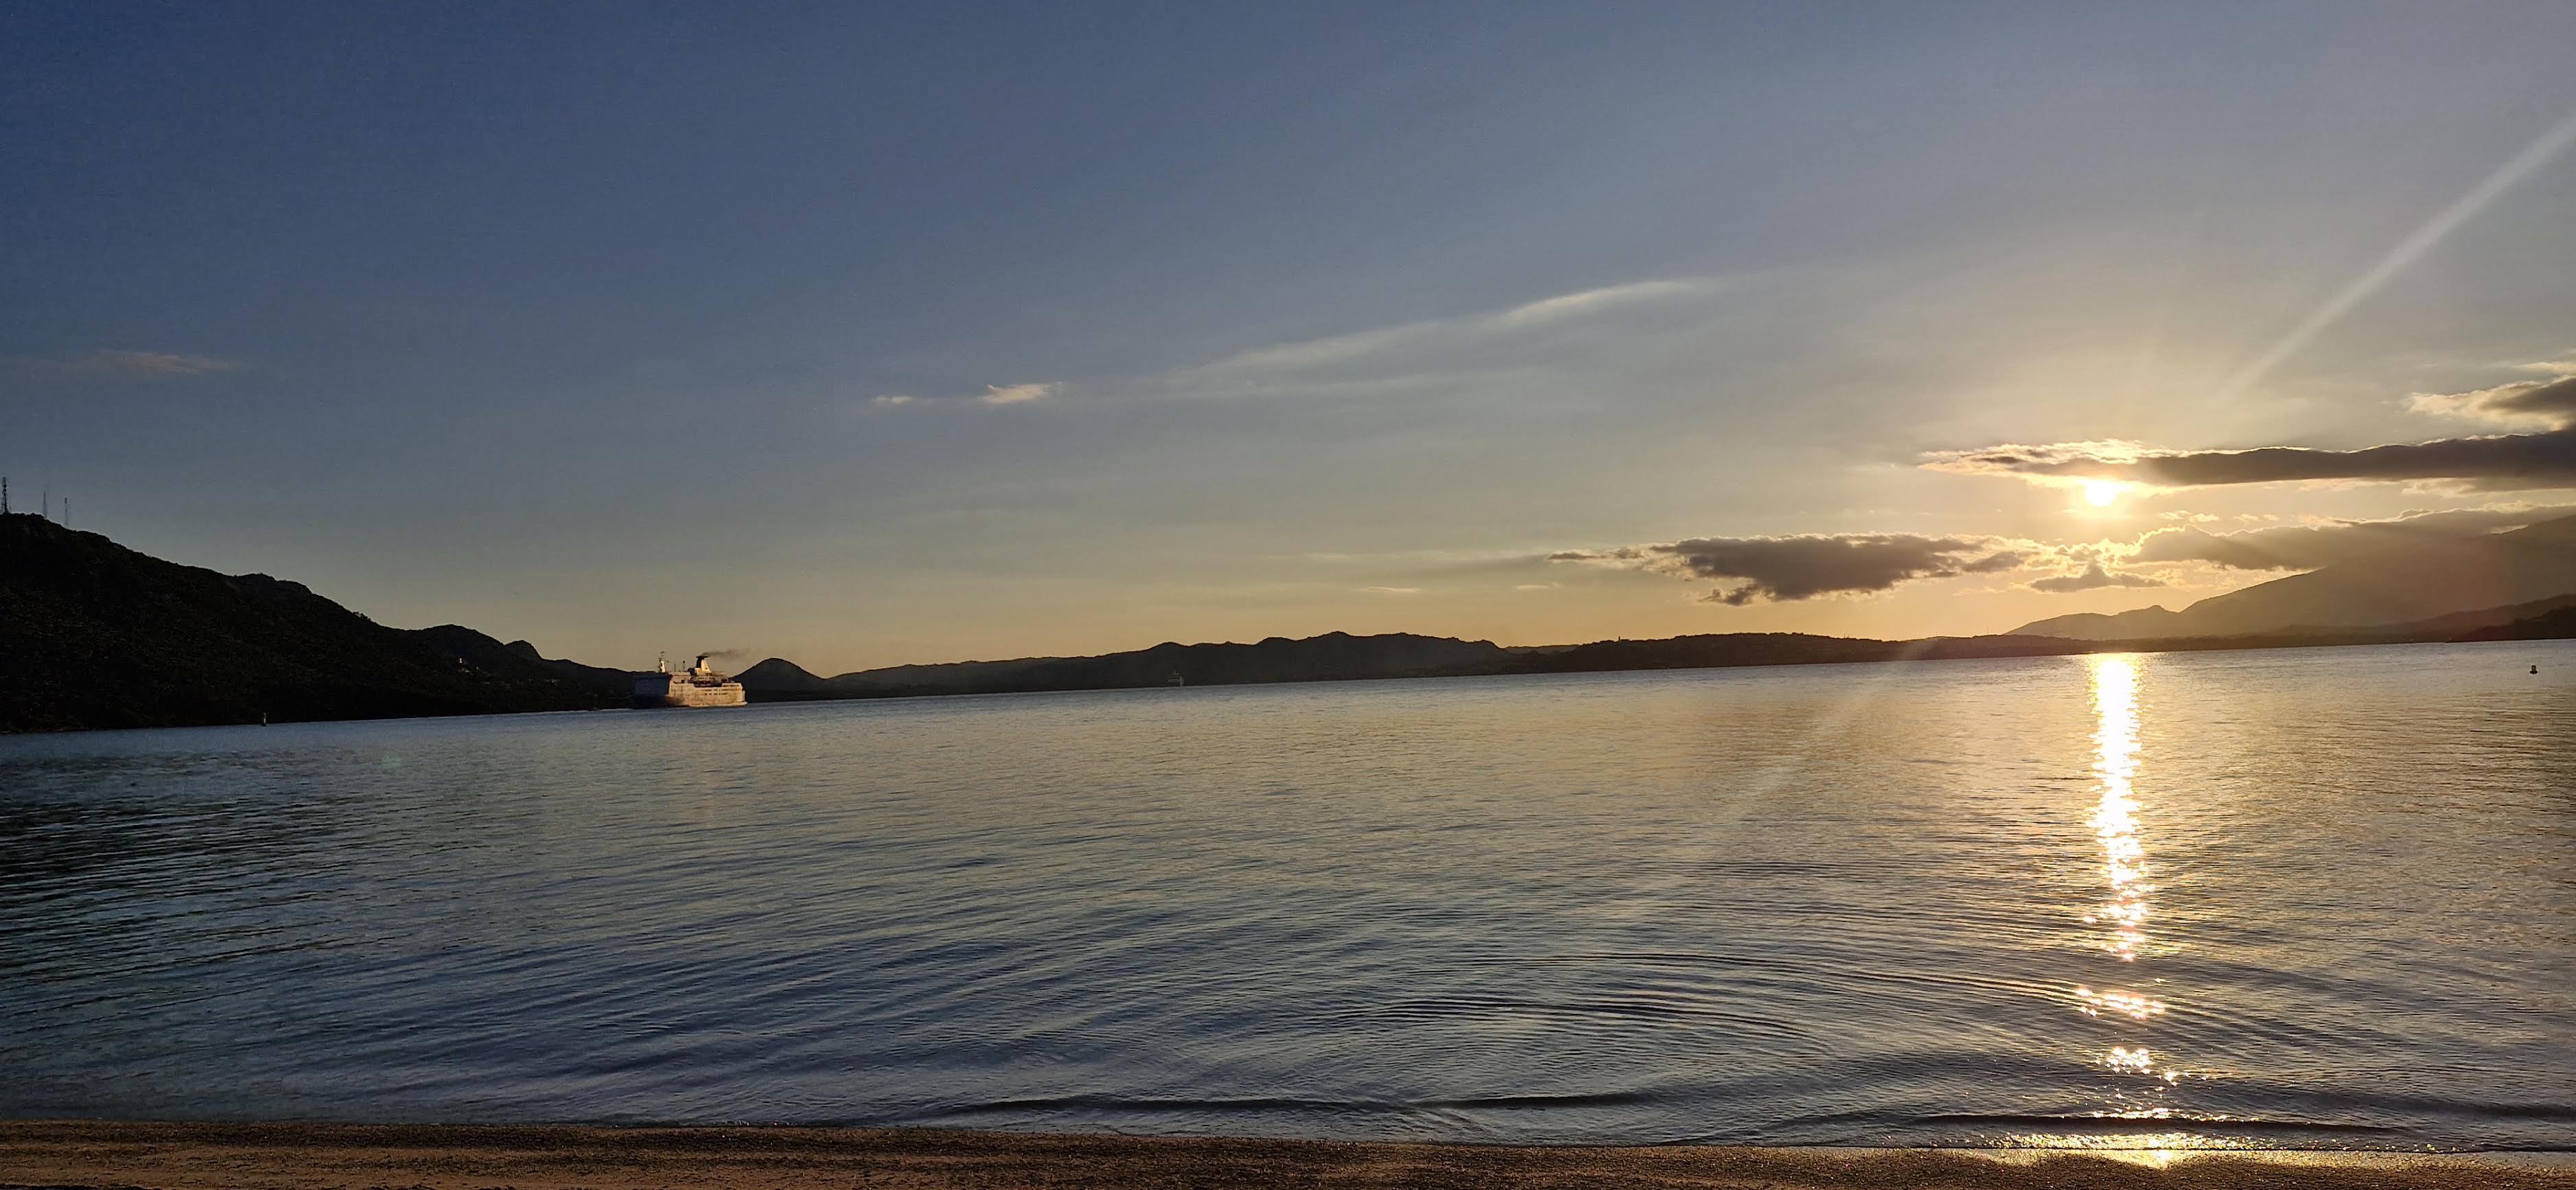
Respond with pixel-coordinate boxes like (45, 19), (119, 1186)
(2085, 655), (2150, 962)
(1988, 1135), (2258, 1165)
(2073, 654), (2191, 1111)
(2072, 986), (2166, 1021)
(2104, 1046), (2156, 1073)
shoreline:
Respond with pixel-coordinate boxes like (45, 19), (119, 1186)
(5, 1121), (2573, 1189)
(8, 633), (2565, 739)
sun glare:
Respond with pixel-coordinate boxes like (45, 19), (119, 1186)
(2082, 480), (2122, 507)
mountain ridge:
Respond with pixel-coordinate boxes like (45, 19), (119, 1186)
(741, 631), (1511, 699)
(0, 513), (635, 732)
(2012, 515), (2576, 640)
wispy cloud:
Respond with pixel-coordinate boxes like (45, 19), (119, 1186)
(978, 382), (1057, 405)
(1489, 279), (1715, 330)
(1182, 277), (1726, 385)
(857, 277), (1737, 419)
(870, 382), (1061, 410)
(5, 349), (243, 380)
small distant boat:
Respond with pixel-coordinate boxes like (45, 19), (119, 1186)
(634, 653), (747, 709)
(1166, 672), (1186, 687)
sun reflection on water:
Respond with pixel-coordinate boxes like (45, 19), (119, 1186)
(2069, 655), (2194, 1119)
(2073, 986), (2166, 1021)
(1988, 1135), (2260, 1166)
(2086, 656), (2150, 962)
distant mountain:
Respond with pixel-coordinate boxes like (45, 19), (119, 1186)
(1516, 631), (2098, 673)
(739, 632), (1509, 699)
(733, 657), (833, 695)
(746, 600), (2576, 709)
(2390, 592), (2576, 640)
(2009, 605), (2191, 642)
(744, 578), (2576, 707)
(2454, 600), (2576, 642)
(0, 513), (633, 732)
(2012, 515), (2576, 641)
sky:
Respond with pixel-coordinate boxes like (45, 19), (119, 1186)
(6, 2), (2576, 673)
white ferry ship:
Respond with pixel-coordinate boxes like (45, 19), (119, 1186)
(632, 653), (747, 709)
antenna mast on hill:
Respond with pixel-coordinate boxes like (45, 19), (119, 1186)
(2, 476), (9, 515)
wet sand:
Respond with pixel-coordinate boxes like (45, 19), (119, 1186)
(3, 1121), (2572, 1189)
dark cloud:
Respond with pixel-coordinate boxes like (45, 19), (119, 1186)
(2124, 506), (2575, 571)
(2407, 373), (2576, 429)
(1925, 366), (2576, 491)
(2028, 563), (2165, 594)
(1554, 534), (2023, 604)
(1926, 430), (2576, 491)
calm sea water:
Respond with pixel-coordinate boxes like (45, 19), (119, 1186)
(4, 642), (2573, 1150)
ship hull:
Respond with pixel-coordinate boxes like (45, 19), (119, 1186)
(630, 676), (747, 709)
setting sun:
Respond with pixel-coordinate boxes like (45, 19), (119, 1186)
(2083, 480), (2123, 507)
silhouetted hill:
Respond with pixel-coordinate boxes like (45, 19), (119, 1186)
(734, 657), (832, 694)
(2454, 602), (2576, 642)
(740, 632), (1509, 699)
(741, 629), (2288, 704)
(0, 513), (632, 732)
(2009, 605), (2190, 642)
(744, 601), (2576, 708)
(1516, 631), (2115, 674)
(2012, 515), (2576, 640)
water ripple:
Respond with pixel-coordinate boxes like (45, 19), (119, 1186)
(2, 642), (2573, 1149)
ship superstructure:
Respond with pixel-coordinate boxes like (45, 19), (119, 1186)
(632, 653), (747, 709)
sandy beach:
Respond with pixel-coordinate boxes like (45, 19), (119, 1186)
(2, 1121), (2571, 1189)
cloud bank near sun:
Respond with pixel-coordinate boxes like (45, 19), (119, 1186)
(2127, 505), (2574, 571)
(1550, 505), (2575, 606)
(2405, 366), (2576, 428)
(1925, 361), (2576, 492)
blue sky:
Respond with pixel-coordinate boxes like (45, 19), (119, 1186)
(8, 3), (2576, 670)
